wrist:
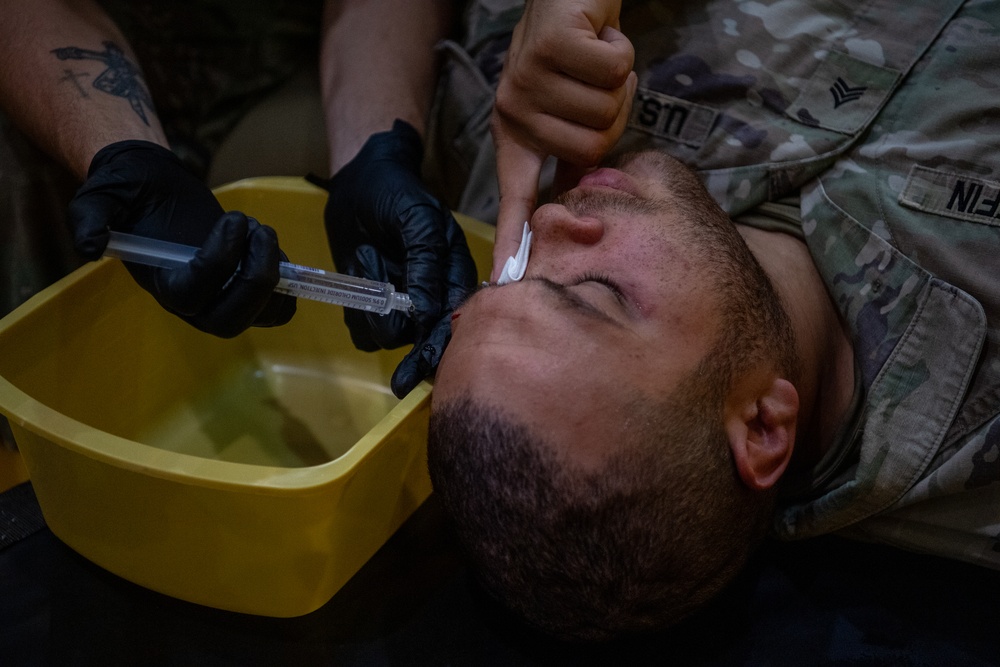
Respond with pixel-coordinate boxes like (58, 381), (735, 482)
(328, 116), (425, 174)
(87, 139), (179, 177)
(66, 123), (170, 181)
(329, 119), (424, 177)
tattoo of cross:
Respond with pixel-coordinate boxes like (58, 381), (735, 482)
(58, 69), (91, 98)
(51, 41), (154, 126)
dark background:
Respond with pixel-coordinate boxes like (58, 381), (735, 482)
(3, 482), (999, 666)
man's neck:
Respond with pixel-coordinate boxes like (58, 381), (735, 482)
(737, 224), (856, 471)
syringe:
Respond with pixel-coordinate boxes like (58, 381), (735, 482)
(103, 231), (414, 316)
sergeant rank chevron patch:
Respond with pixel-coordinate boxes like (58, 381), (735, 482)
(829, 77), (868, 108)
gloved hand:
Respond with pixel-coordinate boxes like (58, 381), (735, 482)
(67, 140), (296, 338)
(316, 120), (477, 398)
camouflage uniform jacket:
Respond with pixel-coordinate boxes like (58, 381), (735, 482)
(432, 0), (999, 567)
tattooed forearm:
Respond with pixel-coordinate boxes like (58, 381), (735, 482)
(51, 41), (153, 126)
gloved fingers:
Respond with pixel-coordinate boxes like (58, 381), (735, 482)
(252, 292), (297, 330)
(390, 311), (452, 398)
(323, 199), (365, 273)
(66, 182), (128, 260)
(443, 225), (479, 310)
(398, 203), (455, 329)
(389, 220), (474, 398)
(185, 220), (293, 337)
(343, 245), (414, 350)
(73, 141), (227, 254)
(155, 212), (249, 316)
(244, 224), (296, 329)
(343, 307), (413, 351)
(192, 211), (253, 287)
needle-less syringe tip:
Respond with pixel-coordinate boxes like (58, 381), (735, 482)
(388, 291), (415, 315)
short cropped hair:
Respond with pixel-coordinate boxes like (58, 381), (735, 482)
(428, 153), (798, 641)
(428, 295), (788, 639)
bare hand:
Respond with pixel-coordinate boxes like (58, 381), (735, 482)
(491, 0), (636, 277)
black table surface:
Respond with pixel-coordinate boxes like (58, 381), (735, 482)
(3, 482), (999, 666)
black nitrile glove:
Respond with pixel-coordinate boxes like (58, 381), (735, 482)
(317, 120), (477, 397)
(68, 140), (295, 338)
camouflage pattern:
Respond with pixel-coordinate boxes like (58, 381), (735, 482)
(430, 0), (967, 220)
(428, 0), (999, 567)
(615, 0), (966, 216)
(782, 0), (1000, 568)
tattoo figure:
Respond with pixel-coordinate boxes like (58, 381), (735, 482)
(52, 41), (153, 126)
(58, 69), (90, 98)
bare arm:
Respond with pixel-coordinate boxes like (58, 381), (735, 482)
(315, 0), (476, 398)
(320, 0), (454, 173)
(0, 0), (167, 180)
(0, 0), (295, 337)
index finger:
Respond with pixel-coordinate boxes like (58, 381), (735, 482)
(493, 137), (544, 281)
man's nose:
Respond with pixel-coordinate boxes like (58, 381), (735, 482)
(530, 202), (604, 246)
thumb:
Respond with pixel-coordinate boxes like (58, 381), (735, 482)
(493, 138), (544, 281)
(66, 185), (126, 260)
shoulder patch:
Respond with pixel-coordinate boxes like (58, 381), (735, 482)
(788, 51), (900, 136)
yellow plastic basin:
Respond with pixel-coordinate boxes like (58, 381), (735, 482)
(0, 177), (494, 617)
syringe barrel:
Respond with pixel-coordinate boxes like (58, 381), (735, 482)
(277, 263), (400, 314)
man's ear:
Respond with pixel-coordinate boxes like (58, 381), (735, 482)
(725, 378), (799, 491)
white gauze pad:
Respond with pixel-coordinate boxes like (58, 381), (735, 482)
(497, 221), (533, 285)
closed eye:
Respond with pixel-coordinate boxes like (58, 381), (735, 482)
(576, 272), (626, 306)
